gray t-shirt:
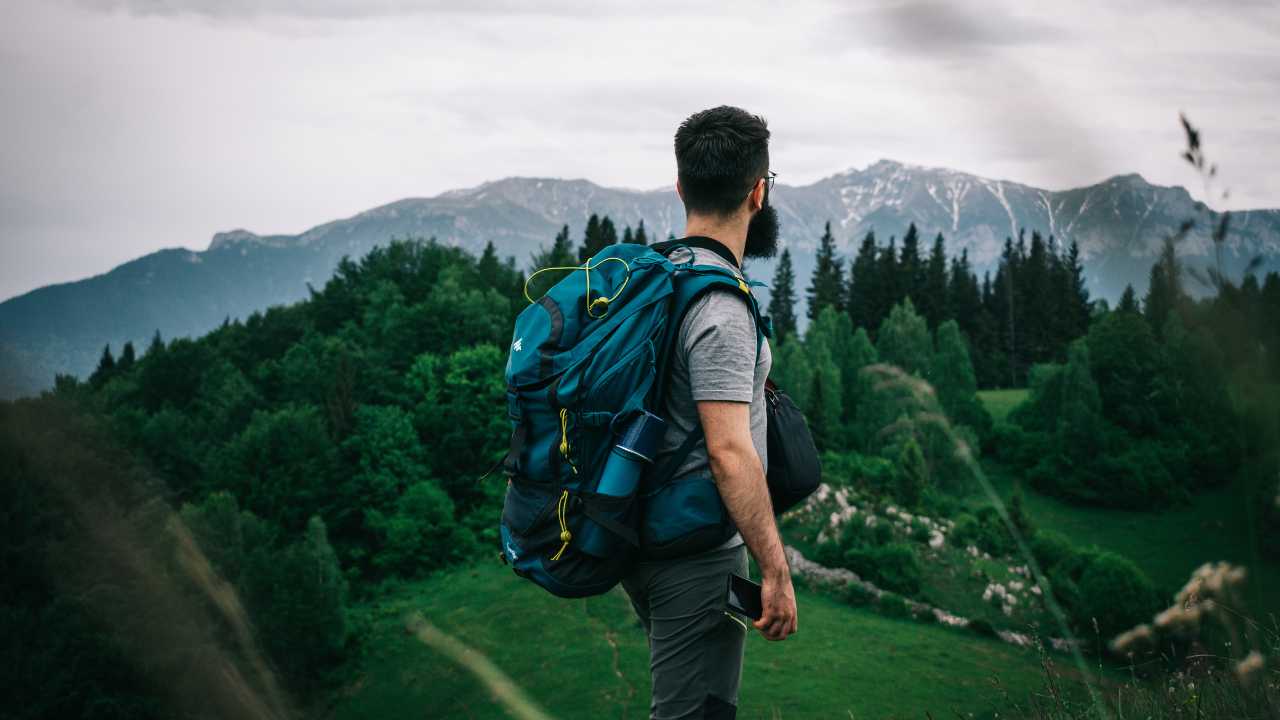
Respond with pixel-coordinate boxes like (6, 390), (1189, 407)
(654, 246), (773, 550)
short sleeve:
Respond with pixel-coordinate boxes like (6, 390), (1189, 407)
(680, 290), (758, 403)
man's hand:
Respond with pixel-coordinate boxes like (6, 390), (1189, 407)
(754, 571), (798, 641)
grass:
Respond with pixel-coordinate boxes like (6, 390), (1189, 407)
(976, 461), (1280, 617)
(978, 388), (1029, 424)
(331, 561), (1052, 720)
(977, 387), (1280, 618)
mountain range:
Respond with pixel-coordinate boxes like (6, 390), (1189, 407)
(2, 159), (1278, 399)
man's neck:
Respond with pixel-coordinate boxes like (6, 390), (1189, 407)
(683, 213), (748, 266)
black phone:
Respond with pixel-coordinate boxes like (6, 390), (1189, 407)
(725, 573), (763, 620)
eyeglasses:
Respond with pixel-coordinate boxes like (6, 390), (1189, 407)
(745, 170), (777, 200)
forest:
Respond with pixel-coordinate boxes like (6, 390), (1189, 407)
(3, 205), (1279, 717)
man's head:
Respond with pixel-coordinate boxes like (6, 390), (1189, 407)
(674, 105), (780, 259)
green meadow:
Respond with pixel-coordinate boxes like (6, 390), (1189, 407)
(332, 561), (1050, 720)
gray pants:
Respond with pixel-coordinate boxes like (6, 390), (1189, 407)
(622, 544), (750, 720)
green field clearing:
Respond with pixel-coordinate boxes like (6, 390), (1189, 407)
(977, 388), (1029, 424)
(976, 461), (1280, 618)
(332, 561), (1052, 720)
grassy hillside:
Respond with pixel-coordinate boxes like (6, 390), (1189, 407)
(976, 389), (1028, 424)
(332, 561), (1052, 720)
(976, 390), (1280, 617)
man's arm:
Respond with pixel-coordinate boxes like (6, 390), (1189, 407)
(698, 399), (797, 641)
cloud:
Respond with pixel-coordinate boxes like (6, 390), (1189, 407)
(845, 0), (1068, 60)
(74, 0), (681, 20)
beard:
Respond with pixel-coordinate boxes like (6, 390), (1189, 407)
(743, 190), (780, 259)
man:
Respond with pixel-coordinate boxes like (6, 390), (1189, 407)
(623, 105), (797, 720)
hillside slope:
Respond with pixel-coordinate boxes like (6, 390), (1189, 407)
(332, 561), (1048, 720)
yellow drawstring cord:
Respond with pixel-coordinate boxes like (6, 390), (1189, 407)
(550, 489), (571, 561)
(558, 408), (577, 475)
(522, 256), (632, 318)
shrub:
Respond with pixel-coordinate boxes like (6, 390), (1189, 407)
(841, 583), (876, 608)
(950, 507), (1014, 556)
(968, 618), (998, 638)
(843, 543), (922, 596)
(1075, 551), (1161, 638)
(877, 592), (912, 619)
(1029, 529), (1076, 572)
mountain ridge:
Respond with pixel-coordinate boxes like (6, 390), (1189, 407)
(3, 159), (1278, 399)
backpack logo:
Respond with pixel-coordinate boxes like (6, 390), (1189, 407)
(512, 337), (523, 352)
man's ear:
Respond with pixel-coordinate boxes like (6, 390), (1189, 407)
(675, 178), (684, 202)
(748, 178), (765, 213)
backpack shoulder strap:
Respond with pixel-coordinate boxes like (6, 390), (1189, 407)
(646, 246), (772, 486)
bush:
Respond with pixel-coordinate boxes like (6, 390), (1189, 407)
(841, 583), (876, 608)
(1075, 551), (1161, 638)
(1029, 529), (1076, 572)
(950, 507), (1014, 556)
(877, 592), (912, 619)
(967, 618), (998, 638)
(843, 543), (922, 596)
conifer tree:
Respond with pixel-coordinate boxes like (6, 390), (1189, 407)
(1117, 284), (1140, 314)
(90, 344), (116, 386)
(1063, 241), (1091, 340)
(633, 219), (649, 245)
(767, 249), (798, 343)
(877, 236), (900, 323)
(930, 320), (992, 437)
(894, 435), (928, 508)
(806, 221), (845, 320)
(1143, 237), (1185, 337)
(899, 223), (924, 304)
(119, 341), (137, 370)
(145, 330), (165, 358)
(847, 231), (879, 334)
(600, 216), (618, 246)
(532, 224), (577, 269)
(578, 214), (612, 262)
(478, 241), (501, 279)
(920, 232), (949, 327)
(622, 226), (634, 244)
(876, 298), (932, 377)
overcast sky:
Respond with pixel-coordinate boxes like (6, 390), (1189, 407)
(1, 0), (1277, 301)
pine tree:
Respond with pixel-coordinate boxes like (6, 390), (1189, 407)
(768, 249), (799, 343)
(1143, 237), (1185, 337)
(532, 224), (577, 269)
(633, 220), (649, 246)
(578, 214), (611, 262)
(478, 241), (501, 279)
(930, 320), (992, 438)
(600, 216), (618, 246)
(848, 231), (879, 333)
(119, 341), (137, 370)
(876, 298), (932, 377)
(894, 435), (928, 508)
(877, 236), (900, 325)
(1064, 241), (1090, 340)
(920, 232), (949, 327)
(90, 344), (116, 386)
(1117, 284), (1140, 314)
(622, 226), (634, 244)
(806, 221), (845, 320)
(145, 330), (165, 358)
(899, 223), (924, 305)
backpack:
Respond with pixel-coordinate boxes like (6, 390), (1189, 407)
(498, 238), (768, 598)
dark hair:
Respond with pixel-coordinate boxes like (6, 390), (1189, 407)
(674, 106), (770, 217)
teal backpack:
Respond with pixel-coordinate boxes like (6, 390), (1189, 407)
(499, 238), (769, 598)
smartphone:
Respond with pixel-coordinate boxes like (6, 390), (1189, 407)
(725, 573), (763, 620)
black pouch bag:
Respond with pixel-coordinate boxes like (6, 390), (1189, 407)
(764, 378), (821, 514)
